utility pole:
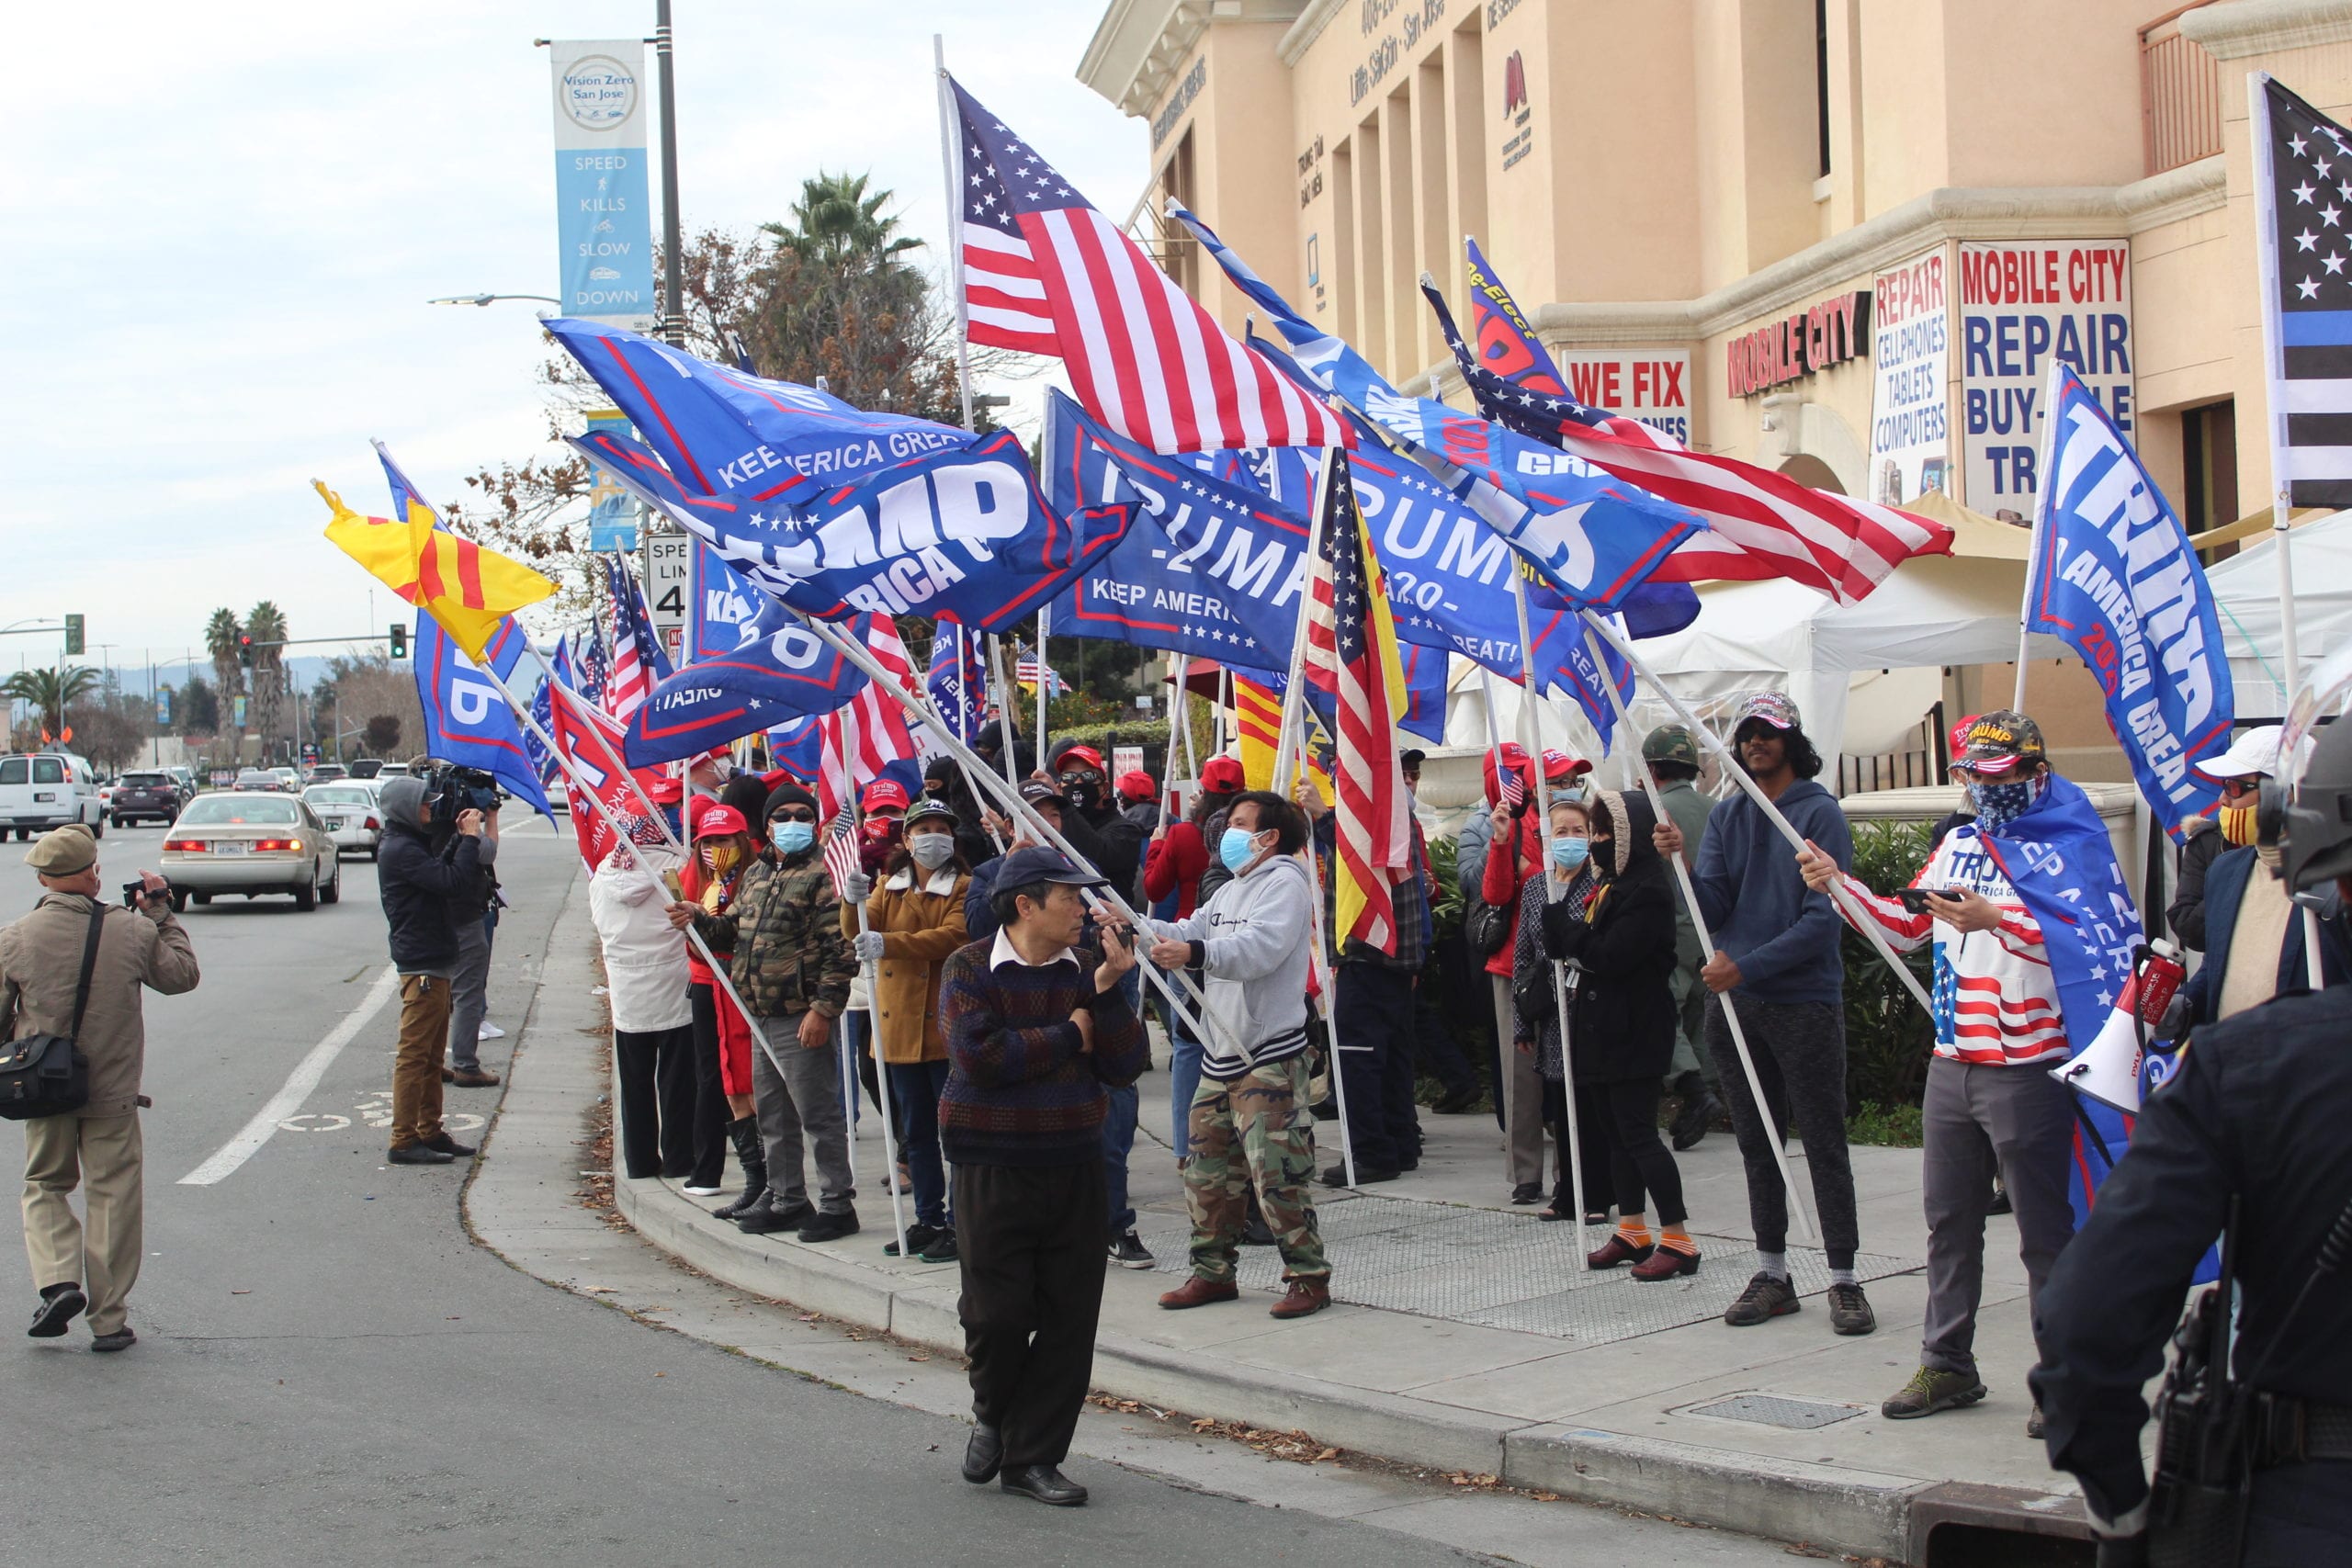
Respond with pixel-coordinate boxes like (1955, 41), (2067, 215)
(654, 0), (684, 347)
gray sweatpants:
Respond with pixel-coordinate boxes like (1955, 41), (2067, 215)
(1918, 1054), (2077, 1381)
(1705, 994), (1860, 1269)
(445, 916), (492, 1072)
(751, 1011), (854, 1215)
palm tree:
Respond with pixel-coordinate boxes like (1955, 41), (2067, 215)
(245, 601), (288, 762)
(3, 666), (100, 739)
(206, 607), (244, 714)
(761, 172), (923, 273)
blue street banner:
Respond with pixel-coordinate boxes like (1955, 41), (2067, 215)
(544, 318), (983, 514)
(571, 424), (1131, 631)
(548, 42), (656, 330)
(584, 410), (641, 552)
(413, 612), (555, 818)
(2026, 363), (2234, 839)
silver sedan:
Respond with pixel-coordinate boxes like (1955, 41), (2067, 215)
(161, 793), (342, 911)
(300, 784), (385, 860)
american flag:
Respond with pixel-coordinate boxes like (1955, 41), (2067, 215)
(603, 553), (672, 725)
(820, 822), (864, 902)
(1426, 264), (1951, 604)
(1012, 654), (1065, 696)
(947, 77), (1349, 456)
(2255, 74), (2352, 506)
(817, 614), (920, 829)
(1304, 450), (1409, 953)
(575, 626), (610, 711)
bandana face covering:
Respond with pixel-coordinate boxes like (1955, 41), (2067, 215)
(1968, 777), (2035, 834)
(706, 841), (741, 877)
(2221, 803), (2258, 847)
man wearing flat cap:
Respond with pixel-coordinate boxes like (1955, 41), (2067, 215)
(2, 826), (199, 1352)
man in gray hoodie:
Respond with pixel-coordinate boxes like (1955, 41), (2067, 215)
(1137, 791), (1331, 1320)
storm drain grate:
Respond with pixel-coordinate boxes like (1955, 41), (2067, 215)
(1682, 1393), (1869, 1430)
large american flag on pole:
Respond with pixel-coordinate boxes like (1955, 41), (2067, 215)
(817, 614), (921, 829)
(946, 77), (1349, 456)
(1430, 254), (1951, 604)
(2254, 73), (2352, 507)
(1305, 450), (1410, 953)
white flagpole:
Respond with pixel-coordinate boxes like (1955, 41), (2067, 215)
(1035, 604), (1051, 768)
(934, 34), (978, 434)
(2247, 71), (2328, 988)
(1581, 622), (1821, 1247)
(844, 779), (910, 1261)
(1271, 450), (1336, 793)
(1510, 574), (1591, 1260)
(988, 634), (1021, 782)
(2012, 360), (2065, 714)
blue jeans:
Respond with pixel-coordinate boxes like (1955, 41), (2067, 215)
(886, 1057), (953, 1229)
(1102, 1084), (1138, 1236)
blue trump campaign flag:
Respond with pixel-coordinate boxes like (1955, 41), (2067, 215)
(925, 625), (988, 744)
(575, 626), (609, 710)
(623, 616), (867, 770)
(687, 538), (792, 664)
(522, 637), (574, 786)
(2026, 363), (2235, 839)
(413, 612), (555, 818)
(1168, 202), (1704, 605)
(571, 425), (1131, 631)
(1040, 389), (1306, 668)
(764, 714), (825, 781)
(543, 318), (980, 512)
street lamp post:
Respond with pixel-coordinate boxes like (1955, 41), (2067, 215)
(654, 0), (685, 347)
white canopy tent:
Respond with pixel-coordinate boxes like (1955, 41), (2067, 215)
(2206, 508), (2352, 716)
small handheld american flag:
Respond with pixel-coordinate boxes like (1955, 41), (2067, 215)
(1498, 767), (1525, 811)
(821, 824), (863, 903)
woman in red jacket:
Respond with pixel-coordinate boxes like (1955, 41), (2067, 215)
(679, 796), (765, 1213)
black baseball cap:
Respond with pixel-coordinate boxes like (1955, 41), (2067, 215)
(996, 845), (1106, 888)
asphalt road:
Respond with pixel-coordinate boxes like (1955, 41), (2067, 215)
(0, 818), (1493, 1567)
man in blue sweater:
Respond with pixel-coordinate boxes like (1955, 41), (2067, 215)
(1653, 692), (1874, 1337)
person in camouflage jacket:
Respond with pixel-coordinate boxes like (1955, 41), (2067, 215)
(671, 784), (861, 1240)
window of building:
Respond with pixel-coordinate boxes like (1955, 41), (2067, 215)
(1815, 0), (1832, 179)
(2179, 398), (2238, 537)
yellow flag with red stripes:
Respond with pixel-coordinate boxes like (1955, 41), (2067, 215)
(317, 482), (555, 661)
(1233, 672), (1283, 790)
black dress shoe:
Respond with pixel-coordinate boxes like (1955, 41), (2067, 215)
(387, 1145), (456, 1165)
(961, 1423), (1003, 1483)
(1319, 1162), (1397, 1186)
(421, 1133), (476, 1157)
(28, 1284), (85, 1338)
(797, 1209), (860, 1244)
(90, 1328), (136, 1353)
(1000, 1463), (1088, 1506)
(736, 1195), (813, 1235)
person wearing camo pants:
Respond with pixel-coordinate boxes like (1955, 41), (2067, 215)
(1137, 791), (1334, 1321)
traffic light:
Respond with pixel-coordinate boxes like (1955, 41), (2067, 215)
(388, 623), (407, 660)
(62, 614), (84, 656)
(238, 634), (254, 668)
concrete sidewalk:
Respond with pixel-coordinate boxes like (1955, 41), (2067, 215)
(609, 965), (2114, 1563)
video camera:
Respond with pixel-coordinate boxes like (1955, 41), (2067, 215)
(414, 757), (502, 828)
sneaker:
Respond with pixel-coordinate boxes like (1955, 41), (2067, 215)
(2026, 1403), (2046, 1440)
(1827, 1281), (1877, 1336)
(1987, 1179), (2013, 1217)
(918, 1229), (960, 1264)
(1671, 1091), (1723, 1152)
(797, 1209), (860, 1245)
(682, 1181), (725, 1197)
(1882, 1365), (1987, 1420)
(1510, 1181), (1544, 1205)
(1723, 1270), (1801, 1326)
(1108, 1231), (1156, 1269)
(883, 1223), (942, 1258)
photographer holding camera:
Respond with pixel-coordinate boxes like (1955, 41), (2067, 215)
(375, 773), (486, 1166)
(441, 769), (503, 1089)
(4, 825), (199, 1351)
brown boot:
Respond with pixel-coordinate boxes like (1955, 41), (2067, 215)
(449, 1066), (501, 1088)
(1158, 1276), (1240, 1311)
(1269, 1278), (1331, 1319)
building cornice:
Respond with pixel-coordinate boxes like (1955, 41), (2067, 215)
(2178, 0), (2352, 61)
(1277, 0), (1348, 65)
(1408, 163), (2229, 389)
(1079, 0), (1305, 118)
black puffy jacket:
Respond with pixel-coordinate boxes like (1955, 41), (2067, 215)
(377, 778), (483, 974)
(1541, 789), (1679, 1084)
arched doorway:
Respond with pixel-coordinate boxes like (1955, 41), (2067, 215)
(1778, 453), (1846, 494)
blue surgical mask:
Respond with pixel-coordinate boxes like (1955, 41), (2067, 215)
(771, 819), (815, 854)
(1219, 826), (1262, 872)
(1550, 837), (1589, 870)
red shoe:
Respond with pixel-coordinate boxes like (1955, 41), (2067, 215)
(1586, 1234), (1656, 1270)
(1631, 1245), (1701, 1281)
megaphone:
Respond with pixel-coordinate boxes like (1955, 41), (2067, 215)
(2050, 939), (2186, 1114)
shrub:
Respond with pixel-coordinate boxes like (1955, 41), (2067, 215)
(1840, 818), (1937, 1115)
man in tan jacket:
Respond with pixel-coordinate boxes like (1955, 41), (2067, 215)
(1, 825), (199, 1350)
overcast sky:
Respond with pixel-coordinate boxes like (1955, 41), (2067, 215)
(3, 1), (1144, 678)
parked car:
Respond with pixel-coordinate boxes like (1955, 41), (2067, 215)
(109, 770), (184, 828)
(300, 783), (384, 859)
(0, 752), (107, 841)
(234, 769), (281, 792)
(346, 758), (384, 781)
(161, 793), (341, 910)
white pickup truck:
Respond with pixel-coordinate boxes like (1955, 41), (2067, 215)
(0, 752), (107, 841)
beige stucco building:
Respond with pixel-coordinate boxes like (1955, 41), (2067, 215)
(1080, 0), (2352, 778)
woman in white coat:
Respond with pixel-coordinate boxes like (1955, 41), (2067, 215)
(589, 830), (694, 1179)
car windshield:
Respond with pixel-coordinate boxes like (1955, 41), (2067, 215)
(305, 788), (375, 807)
(179, 796), (298, 826)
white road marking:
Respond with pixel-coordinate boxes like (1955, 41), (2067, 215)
(177, 964), (401, 1185)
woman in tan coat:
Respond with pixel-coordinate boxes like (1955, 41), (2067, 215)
(842, 796), (971, 1260)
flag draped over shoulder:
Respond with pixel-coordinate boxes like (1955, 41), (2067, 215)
(947, 78), (1349, 454)
(319, 478), (554, 664)
(1306, 450), (1411, 953)
(1426, 250), (1953, 603)
(2025, 364), (2234, 840)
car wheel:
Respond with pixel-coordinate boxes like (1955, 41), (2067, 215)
(367, 846), (379, 862)
(90, 815), (104, 840)
(322, 863), (341, 906)
(169, 889), (188, 914)
(294, 875), (318, 912)
(193, 893), (212, 906)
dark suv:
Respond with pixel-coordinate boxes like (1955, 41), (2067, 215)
(110, 771), (183, 828)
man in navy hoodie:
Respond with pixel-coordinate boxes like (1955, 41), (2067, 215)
(1653, 692), (1874, 1337)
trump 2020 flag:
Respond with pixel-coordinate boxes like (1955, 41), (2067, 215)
(413, 612), (555, 819)
(2025, 363), (2235, 838)
(925, 625), (989, 744)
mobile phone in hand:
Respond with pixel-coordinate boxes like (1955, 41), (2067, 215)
(1896, 885), (1962, 914)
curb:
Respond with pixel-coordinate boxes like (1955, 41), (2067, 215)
(616, 1169), (1981, 1562)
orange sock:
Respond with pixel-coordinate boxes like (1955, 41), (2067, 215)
(1616, 1219), (1653, 1247)
(1657, 1225), (1697, 1256)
